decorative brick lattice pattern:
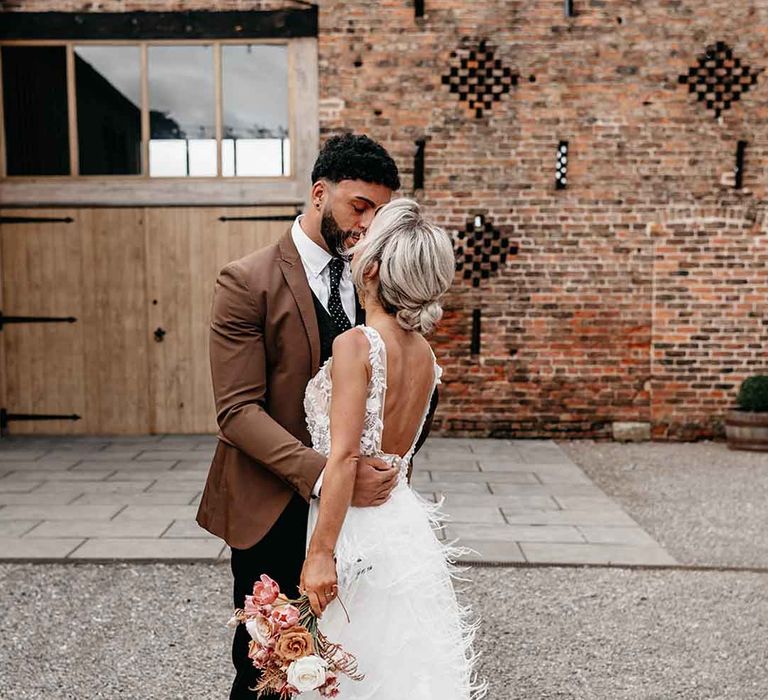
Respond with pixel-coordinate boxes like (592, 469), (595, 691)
(454, 216), (512, 288)
(441, 42), (517, 118)
(677, 41), (763, 118)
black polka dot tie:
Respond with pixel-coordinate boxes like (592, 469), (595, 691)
(327, 258), (352, 333)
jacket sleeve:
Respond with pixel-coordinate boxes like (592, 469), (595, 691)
(209, 262), (325, 502)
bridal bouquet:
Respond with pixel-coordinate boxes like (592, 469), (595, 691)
(227, 574), (363, 698)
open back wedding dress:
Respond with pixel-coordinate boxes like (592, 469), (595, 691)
(303, 325), (487, 700)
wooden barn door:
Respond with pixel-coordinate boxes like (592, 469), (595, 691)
(0, 208), (150, 434)
(145, 206), (296, 433)
(0, 206), (293, 434)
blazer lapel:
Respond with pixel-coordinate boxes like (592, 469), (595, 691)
(278, 230), (321, 375)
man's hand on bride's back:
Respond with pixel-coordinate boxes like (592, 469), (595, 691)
(351, 457), (397, 507)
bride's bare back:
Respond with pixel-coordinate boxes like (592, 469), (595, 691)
(371, 324), (436, 459)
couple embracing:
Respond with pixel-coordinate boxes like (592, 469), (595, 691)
(197, 134), (486, 699)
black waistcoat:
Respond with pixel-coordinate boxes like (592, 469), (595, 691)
(312, 292), (365, 365)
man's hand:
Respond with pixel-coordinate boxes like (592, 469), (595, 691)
(351, 456), (397, 507)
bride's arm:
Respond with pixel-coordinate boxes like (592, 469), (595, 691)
(300, 329), (370, 616)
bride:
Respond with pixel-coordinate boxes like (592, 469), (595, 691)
(299, 198), (487, 699)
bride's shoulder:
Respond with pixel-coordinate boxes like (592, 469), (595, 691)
(331, 327), (371, 361)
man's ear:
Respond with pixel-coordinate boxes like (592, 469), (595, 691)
(311, 180), (328, 210)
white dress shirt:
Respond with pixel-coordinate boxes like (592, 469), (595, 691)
(291, 216), (356, 498)
(291, 216), (356, 325)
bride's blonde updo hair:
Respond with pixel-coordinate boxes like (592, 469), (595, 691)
(351, 198), (455, 335)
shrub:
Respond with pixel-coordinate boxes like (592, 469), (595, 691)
(736, 375), (768, 412)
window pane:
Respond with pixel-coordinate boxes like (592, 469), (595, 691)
(222, 44), (290, 177)
(148, 46), (215, 177)
(75, 46), (141, 176)
(1, 46), (70, 176)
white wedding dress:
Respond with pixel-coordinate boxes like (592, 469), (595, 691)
(303, 326), (486, 700)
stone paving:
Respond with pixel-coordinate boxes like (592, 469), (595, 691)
(0, 436), (677, 566)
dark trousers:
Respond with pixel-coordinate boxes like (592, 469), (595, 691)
(230, 493), (309, 700)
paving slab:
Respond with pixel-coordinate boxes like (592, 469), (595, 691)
(440, 493), (562, 509)
(0, 436), (677, 567)
(520, 542), (678, 566)
(2, 469), (115, 481)
(458, 539), (526, 563)
(418, 459), (481, 472)
(162, 519), (222, 539)
(137, 450), (214, 462)
(0, 481), (45, 493)
(577, 526), (661, 547)
(0, 450), (48, 461)
(441, 506), (506, 524)
(72, 492), (200, 506)
(422, 470), (540, 484)
(0, 459), (79, 470)
(0, 493), (81, 505)
(447, 523), (586, 543)
(488, 483), (604, 497)
(0, 505), (123, 521)
(0, 520), (40, 537)
(70, 537), (224, 560)
(34, 480), (155, 493)
(114, 505), (200, 521)
(0, 537), (85, 559)
(171, 460), (214, 471)
(25, 519), (171, 539)
(501, 509), (639, 527)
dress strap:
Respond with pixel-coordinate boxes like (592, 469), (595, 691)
(357, 325), (388, 451)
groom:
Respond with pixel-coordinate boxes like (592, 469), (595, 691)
(197, 134), (437, 699)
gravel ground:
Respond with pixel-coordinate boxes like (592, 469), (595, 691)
(557, 440), (768, 569)
(2, 563), (767, 699)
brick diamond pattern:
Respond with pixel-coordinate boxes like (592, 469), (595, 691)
(677, 41), (763, 118)
(454, 216), (511, 288)
(442, 42), (518, 118)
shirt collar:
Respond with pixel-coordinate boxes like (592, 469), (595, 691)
(291, 216), (333, 279)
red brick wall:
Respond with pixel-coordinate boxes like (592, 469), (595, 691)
(316, 1), (768, 439)
(6, 1), (768, 439)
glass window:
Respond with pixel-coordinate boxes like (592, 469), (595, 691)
(75, 46), (141, 176)
(148, 45), (216, 177)
(1, 46), (70, 176)
(0, 40), (297, 180)
(222, 44), (290, 177)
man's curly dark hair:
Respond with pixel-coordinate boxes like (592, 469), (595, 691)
(311, 133), (401, 191)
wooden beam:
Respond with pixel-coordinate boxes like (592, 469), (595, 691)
(0, 9), (319, 41)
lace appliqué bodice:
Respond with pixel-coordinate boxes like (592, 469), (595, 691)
(304, 325), (441, 476)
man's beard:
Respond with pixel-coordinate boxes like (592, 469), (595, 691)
(320, 209), (360, 259)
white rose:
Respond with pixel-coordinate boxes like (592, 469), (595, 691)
(245, 617), (273, 645)
(286, 654), (328, 692)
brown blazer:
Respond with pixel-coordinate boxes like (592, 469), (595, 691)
(196, 230), (327, 549)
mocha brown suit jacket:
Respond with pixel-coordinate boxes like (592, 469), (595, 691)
(196, 229), (437, 550)
(196, 230), (328, 549)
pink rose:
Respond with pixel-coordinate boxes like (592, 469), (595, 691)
(247, 641), (274, 669)
(271, 604), (300, 629)
(252, 574), (281, 606)
(243, 595), (262, 616)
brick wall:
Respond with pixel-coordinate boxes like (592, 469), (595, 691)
(6, 1), (768, 439)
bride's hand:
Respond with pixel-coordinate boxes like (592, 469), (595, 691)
(300, 549), (338, 617)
